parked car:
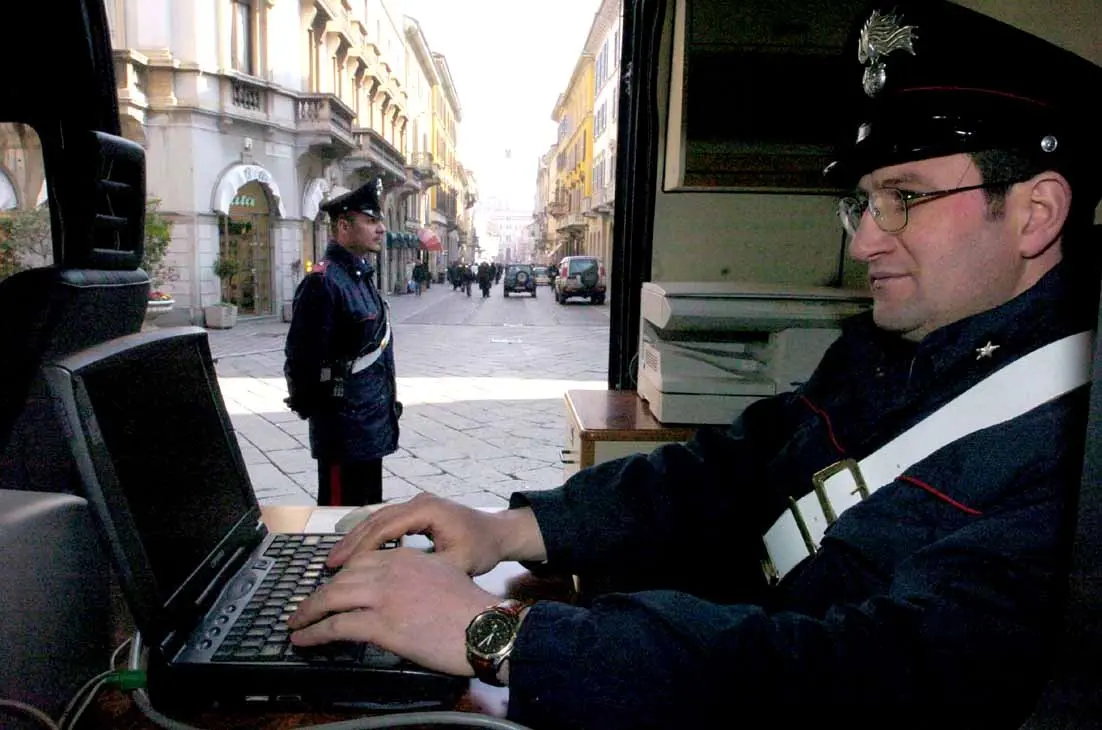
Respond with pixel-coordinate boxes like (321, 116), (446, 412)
(555, 255), (606, 304)
(532, 265), (550, 286)
(503, 263), (537, 297)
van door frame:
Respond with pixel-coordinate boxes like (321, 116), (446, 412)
(608, 0), (666, 390)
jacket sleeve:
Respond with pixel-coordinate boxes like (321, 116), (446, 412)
(283, 274), (336, 416)
(506, 489), (1067, 729)
(510, 326), (863, 583)
(512, 391), (804, 598)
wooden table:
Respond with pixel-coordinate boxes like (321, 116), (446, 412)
(86, 506), (575, 729)
(562, 389), (698, 479)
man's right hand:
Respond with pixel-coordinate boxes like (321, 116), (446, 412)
(326, 494), (547, 576)
(283, 395), (312, 420)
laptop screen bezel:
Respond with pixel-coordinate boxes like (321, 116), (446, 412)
(43, 327), (267, 657)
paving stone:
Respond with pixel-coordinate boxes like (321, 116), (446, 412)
(414, 473), (486, 497)
(451, 492), (510, 509)
(267, 448), (316, 475)
(437, 457), (517, 483)
(385, 456), (444, 479)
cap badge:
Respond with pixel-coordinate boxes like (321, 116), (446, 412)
(858, 10), (919, 97)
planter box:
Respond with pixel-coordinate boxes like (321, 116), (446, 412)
(204, 303), (238, 329)
(143, 299), (175, 330)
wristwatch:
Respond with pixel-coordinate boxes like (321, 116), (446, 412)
(465, 598), (528, 687)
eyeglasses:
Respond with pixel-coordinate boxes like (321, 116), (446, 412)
(837, 181), (1024, 237)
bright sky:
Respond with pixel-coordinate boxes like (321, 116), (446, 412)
(398, 0), (602, 213)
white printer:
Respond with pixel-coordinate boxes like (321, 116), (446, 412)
(637, 282), (872, 425)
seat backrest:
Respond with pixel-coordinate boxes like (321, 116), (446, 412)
(0, 266), (150, 454)
(1021, 226), (1102, 727)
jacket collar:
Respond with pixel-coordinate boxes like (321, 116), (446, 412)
(325, 241), (375, 276)
(855, 261), (1098, 392)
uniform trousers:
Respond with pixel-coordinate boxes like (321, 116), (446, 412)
(317, 458), (383, 506)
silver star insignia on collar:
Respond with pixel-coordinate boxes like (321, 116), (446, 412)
(975, 341), (1000, 360)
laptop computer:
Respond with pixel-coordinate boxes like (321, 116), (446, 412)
(40, 326), (466, 711)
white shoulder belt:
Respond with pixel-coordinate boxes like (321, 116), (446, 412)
(762, 330), (1094, 583)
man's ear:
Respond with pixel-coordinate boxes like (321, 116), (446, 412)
(1016, 171), (1072, 259)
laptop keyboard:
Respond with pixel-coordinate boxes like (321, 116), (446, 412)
(211, 533), (401, 667)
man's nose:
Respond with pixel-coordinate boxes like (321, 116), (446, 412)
(847, 212), (892, 262)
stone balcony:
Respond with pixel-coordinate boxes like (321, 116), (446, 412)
(408, 151), (440, 187)
(221, 74), (269, 124)
(557, 211), (588, 233)
(295, 92), (356, 153)
(344, 127), (408, 187)
(593, 181), (616, 214)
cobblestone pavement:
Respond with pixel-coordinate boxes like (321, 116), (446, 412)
(205, 282), (610, 508)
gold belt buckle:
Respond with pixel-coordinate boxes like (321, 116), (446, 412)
(760, 495), (817, 586)
(811, 458), (869, 525)
(760, 459), (869, 586)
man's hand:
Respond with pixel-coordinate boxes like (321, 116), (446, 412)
(327, 494), (547, 576)
(287, 547), (496, 676)
(282, 395), (312, 420)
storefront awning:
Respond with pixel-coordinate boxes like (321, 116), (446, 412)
(212, 163), (287, 217)
(418, 227), (443, 252)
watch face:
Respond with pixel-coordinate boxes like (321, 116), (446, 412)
(467, 610), (517, 659)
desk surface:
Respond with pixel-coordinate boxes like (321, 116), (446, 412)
(565, 389), (698, 441)
(91, 505), (573, 729)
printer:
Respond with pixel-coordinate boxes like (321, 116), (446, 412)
(637, 282), (872, 425)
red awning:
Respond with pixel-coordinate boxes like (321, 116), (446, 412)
(418, 228), (443, 252)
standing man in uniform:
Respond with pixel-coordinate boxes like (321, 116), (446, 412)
(283, 178), (400, 506)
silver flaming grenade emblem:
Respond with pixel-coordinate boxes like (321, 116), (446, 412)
(858, 9), (919, 97)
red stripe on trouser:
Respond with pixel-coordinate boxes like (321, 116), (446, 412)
(329, 463), (342, 505)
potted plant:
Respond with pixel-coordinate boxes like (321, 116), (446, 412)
(205, 254), (240, 329)
(141, 199), (177, 325)
(282, 258), (303, 322)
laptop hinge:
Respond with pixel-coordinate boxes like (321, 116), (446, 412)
(194, 545), (247, 609)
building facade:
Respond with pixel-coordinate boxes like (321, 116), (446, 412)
(540, 0), (621, 283)
(530, 144), (557, 264)
(549, 54), (593, 263)
(588, 0), (622, 278)
(106, 0), (471, 324)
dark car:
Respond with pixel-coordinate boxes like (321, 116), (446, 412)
(503, 264), (537, 297)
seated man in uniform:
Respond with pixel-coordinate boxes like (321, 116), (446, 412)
(287, 2), (1102, 727)
(284, 179), (401, 506)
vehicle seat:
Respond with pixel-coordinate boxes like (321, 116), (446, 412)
(0, 266), (149, 467)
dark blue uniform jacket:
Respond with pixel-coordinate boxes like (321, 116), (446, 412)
(508, 264), (1095, 729)
(284, 242), (399, 462)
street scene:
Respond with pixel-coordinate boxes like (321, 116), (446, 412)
(208, 280), (610, 508)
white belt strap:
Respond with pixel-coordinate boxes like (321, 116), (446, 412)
(350, 316), (392, 374)
(762, 330), (1094, 583)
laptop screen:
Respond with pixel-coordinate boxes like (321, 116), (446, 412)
(49, 329), (261, 633)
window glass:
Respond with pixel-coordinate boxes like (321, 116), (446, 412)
(1, 122), (52, 281)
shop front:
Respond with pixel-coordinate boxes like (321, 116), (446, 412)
(211, 164), (287, 317)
